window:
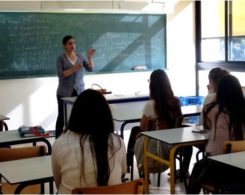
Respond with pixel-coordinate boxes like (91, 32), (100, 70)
(197, 0), (245, 70)
(229, 0), (245, 61)
(201, 0), (225, 61)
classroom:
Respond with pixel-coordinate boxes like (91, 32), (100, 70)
(0, 0), (245, 194)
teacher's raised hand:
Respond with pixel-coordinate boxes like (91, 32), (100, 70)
(87, 48), (96, 58)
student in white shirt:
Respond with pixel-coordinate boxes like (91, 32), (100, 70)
(52, 89), (127, 194)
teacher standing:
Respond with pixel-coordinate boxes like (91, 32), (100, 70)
(55, 35), (95, 138)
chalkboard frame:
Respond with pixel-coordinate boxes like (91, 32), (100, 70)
(0, 11), (166, 79)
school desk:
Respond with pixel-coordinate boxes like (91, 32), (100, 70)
(62, 95), (202, 138)
(62, 93), (149, 129)
(141, 126), (208, 194)
(0, 155), (53, 194)
(0, 130), (54, 155)
(209, 151), (245, 170)
(111, 104), (202, 138)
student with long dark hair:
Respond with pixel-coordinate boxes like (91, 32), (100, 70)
(128, 69), (192, 178)
(187, 74), (245, 193)
(199, 67), (229, 124)
(52, 89), (127, 194)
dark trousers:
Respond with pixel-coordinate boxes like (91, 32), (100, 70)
(187, 157), (245, 194)
(55, 89), (78, 138)
(127, 126), (141, 170)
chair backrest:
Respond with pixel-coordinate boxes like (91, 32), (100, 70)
(224, 140), (245, 153)
(148, 116), (183, 131)
(0, 145), (46, 162)
(0, 145), (47, 194)
(71, 178), (144, 194)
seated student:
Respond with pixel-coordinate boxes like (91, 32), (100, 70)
(187, 74), (245, 194)
(127, 69), (192, 178)
(199, 67), (229, 124)
(52, 89), (127, 194)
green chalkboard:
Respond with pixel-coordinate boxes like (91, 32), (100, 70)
(0, 12), (166, 79)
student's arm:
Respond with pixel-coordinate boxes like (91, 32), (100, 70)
(140, 114), (149, 131)
(120, 138), (127, 175)
(140, 101), (153, 131)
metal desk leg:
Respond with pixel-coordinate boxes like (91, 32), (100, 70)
(41, 183), (45, 194)
(32, 139), (52, 155)
(3, 122), (8, 131)
(40, 138), (52, 155)
(49, 180), (54, 194)
(120, 119), (141, 139)
(169, 141), (207, 194)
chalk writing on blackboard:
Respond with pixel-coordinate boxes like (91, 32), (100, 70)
(0, 13), (166, 79)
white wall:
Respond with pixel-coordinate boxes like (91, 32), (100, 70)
(0, 0), (196, 130)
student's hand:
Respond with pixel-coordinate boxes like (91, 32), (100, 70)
(87, 48), (96, 58)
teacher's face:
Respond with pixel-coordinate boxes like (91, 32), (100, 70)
(64, 38), (76, 52)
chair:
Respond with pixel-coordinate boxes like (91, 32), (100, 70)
(201, 140), (245, 194)
(0, 145), (46, 194)
(224, 140), (245, 153)
(71, 178), (144, 194)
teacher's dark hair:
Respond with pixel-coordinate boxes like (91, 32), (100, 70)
(67, 89), (119, 186)
(62, 35), (74, 45)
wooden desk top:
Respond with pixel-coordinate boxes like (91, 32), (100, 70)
(0, 156), (52, 184)
(209, 151), (245, 170)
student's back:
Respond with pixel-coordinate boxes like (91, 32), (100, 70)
(128, 69), (191, 177)
(203, 74), (245, 155)
(52, 130), (126, 193)
(52, 89), (127, 194)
